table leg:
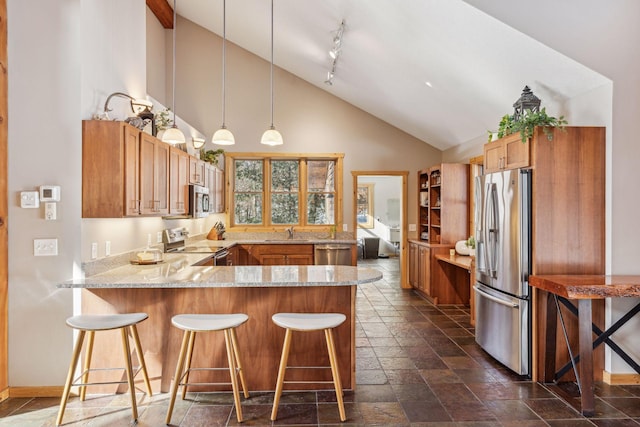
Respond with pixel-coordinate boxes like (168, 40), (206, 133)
(578, 299), (595, 416)
(544, 291), (558, 382)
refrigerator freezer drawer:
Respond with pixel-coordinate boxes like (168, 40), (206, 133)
(474, 284), (529, 376)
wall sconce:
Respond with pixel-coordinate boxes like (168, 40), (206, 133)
(102, 92), (152, 119)
(192, 137), (205, 149)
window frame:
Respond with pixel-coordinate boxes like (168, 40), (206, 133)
(225, 152), (344, 231)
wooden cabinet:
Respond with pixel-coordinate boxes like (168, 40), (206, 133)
(417, 163), (469, 244)
(245, 244), (314, 266)
(484, 132), (529, 173)
(139, 133), (169, 215)
(205, 163), (225, 213)
(169, 147), (189, 215)
(189, 156), (206, 186)
(408, 240), (455, 303)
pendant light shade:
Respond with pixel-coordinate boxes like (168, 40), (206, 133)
(261, 0), (283, 146)
(212, 0), (235, 146)
(162, 0), (186, 145)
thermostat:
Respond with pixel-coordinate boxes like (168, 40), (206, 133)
(40, 185), (60, 202)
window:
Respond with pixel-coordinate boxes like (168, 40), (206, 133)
(228, 153), (343, 229)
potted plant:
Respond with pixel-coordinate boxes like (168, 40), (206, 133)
(488, 108), (567, 143)
(200, 148), (225, 166)
(466, 236), (476, 257)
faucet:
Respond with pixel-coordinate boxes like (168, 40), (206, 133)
(286, 226), (294, 239)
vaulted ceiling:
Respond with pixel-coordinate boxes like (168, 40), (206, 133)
(148, 0), (609, 151)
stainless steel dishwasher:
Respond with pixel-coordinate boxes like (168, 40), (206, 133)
(314, 244), (352, 265)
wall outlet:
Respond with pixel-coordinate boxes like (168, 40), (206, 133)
(157, 231), (163, 243)
(105, 241), (111, 256)
(34, 238), (58, 256)
(343, 223), (348, 231)
(408, 224), (416, 232)
(91, 242), (98, 259)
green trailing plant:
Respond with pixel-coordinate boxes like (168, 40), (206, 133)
(488, 108), (567, 143)
(200, 148), (225, 166)
(155, 108), (172, 131)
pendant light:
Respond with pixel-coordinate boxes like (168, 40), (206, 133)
(162, 0), (186, 145)
(212, 0), (235, 145)
(260, 0), (283, 146)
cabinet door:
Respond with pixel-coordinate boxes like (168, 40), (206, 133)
(418, 246), (431, 295)
(140, 134), (169, 215)
(169, 147), (189, 214)
(409, 243), (418, 288)
(503, 135), (529, 170)
(189, 157), (206, 186)
(287, 254), (314, 265)
(483, 139), (504, 173)
(123, 125), (140, 216)
(260, 254), (287, 265)
(214, 167), (225, 213)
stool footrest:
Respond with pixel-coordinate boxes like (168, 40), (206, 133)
(283, 380), (336, 385)
(72, 366), (146, 388)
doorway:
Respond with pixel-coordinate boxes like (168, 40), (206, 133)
(351, 171), (409, 289)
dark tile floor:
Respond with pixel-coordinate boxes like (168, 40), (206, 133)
(2, 258), (640, 426)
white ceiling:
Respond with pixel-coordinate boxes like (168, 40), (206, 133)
(176, 0), (608, 151)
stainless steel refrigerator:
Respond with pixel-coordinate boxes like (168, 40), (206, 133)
(474, 168), (531, 376)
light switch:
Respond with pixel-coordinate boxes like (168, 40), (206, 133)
(44, 202), (57, 220)
(20, 191), (40, 208)
(408, 224), (416, 232)
(34, 238), (58, 256)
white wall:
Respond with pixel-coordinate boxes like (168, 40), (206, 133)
(7, 0), (82, 385)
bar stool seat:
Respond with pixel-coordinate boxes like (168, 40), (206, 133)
(271, 312), (347, 422)
(57, 312), (152, 426)
(166, 314), (250, 424)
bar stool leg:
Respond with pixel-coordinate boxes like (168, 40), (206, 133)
(166, 330), (191, 425)
(56, 330), (86, 426)
(120, 327), (138, 421)
(325, 328), (346, 422)
(130, 324), (153, 396)
(79, 331), (95, 401)
(230, 328), (250, 398)
(271, 328), (293, 421)
(224, 329), (243, 423)
(181, 331), (197, 400)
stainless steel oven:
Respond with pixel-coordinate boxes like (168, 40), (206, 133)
(189, 185), (210, 218)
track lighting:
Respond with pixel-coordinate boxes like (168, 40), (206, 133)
(324, 20), (345, 86)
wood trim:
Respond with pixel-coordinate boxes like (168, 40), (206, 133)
(9, 386), (66, 398)
(226, 152), (344, 159)
(351, 171), (409, 289)
(0, 0), (7, 401)
(603, 371), (640, 385)
(469, 155), (483, 165)
(146, 0), (174, 29)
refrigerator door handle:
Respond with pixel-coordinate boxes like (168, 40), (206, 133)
(486, 183), (499, 278)
(474, 286), (518, 308)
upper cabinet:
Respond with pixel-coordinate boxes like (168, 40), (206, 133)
(484, 133), (530, 173)
(169, 147), (189, 215)
(189, 157), (206, 186)
(139, 133), (169, 215)
(205, 163), (225, 214)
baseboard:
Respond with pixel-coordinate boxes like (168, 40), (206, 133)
(603, 371), (640, 385)
(0, 387), (8, 402)
(9, 386), (66, 398)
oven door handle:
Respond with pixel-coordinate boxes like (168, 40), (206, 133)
(473, 286), (518, 308)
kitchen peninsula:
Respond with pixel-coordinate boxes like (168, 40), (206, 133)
(59, 255), (382, 393)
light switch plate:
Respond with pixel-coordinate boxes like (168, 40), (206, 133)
(34, 238), (58, 256)
(44, 202), (56, 220)
(20, 191), (39, 208)
(408, 224), (416, 232)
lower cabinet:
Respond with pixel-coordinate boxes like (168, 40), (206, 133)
(238, 244), (314, 266)
(408, 240), (456, 304)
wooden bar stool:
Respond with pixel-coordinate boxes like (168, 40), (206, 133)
(166, 314), (250, 424)
(56, 313), (152, 426)
(271, 312), (347, 422)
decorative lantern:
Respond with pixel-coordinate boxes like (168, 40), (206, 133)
(512, 86), (541, 121)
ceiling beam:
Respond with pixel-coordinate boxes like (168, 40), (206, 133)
(147, 0), (173, 29)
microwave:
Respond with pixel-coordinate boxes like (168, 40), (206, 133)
(189, 184), (210, 218)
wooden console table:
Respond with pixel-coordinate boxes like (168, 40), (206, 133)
(530, 275), (640, 416)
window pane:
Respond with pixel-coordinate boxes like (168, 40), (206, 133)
(271, 194), (299, 224)
(271, 160), (299, 192)
(235, 160), (263, 192)
(307, 160), (335, 192)
(307, 193), (335, 225)
(234, 193), (263, 224)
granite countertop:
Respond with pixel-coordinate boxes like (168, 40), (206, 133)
(62, 253), (382, 289)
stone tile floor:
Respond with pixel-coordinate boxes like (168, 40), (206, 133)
(2, 257), (640, 426)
